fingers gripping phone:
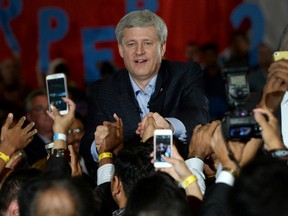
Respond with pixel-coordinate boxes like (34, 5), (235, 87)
(273, 51), (288, 61)
(46, 73), (69, 115)
(154, 129), (172, 168)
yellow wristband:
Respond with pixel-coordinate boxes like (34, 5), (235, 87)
(99, 152), (113, 161)
(0, 152), (10, 163)
(181, 175), (197, 189)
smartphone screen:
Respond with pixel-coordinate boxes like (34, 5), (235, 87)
(154, 129), (172, 168)
(155, 135), (172, 162)
(46, 73), (68, 115)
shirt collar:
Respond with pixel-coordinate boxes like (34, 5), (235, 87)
(129, 74), (158, 96)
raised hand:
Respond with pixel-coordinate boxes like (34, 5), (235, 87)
(68, 145), (82, 177)
(135, 112), (154, 137)
(96, 113), (124, 155)
(211, 125), (262, 173)
(158, 144), (203, 200)
(253, 107), (285, 151)
(188, 120), (220, 160)
(259, 60), (288, 112)
(1, 113), (37, 154)
(136, 112), (172, 138)
(152, 112), (172, 130)
(158, 145), (192, 182)
(46, 97), (76, 134)
(141, 115), (158, 142)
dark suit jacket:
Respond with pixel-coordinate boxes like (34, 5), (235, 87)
(24, 134), (49, 166)
(80, 59), (210, 167)
(200, 183), (232, 216)
(95, 182), (118, 216)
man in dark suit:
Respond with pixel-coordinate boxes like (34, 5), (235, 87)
(23, 89), (54, 165)
(80, 10), (210, 168)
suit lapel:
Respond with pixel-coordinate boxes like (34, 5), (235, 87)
(113, 61), (171, 136)
(115, 71), (141, 135)
(149, 60), (170, 113)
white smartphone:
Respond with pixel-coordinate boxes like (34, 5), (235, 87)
(46, 73), (69, 115)
(273, 51), (288, 61)
(154, 129), (172, 168)
(45, 142), (54, 156)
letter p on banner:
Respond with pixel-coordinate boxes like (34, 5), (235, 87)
(38, 8), (69, 72)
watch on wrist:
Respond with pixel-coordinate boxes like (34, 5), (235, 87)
(269, 149), (288, 160)
(53, 148), (65, 157)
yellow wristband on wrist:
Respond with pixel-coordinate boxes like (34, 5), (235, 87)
(99, 152), (113, 161)
(181, 175), (197, 189)
(0, 151), (10, 163)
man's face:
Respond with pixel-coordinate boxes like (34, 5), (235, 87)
(67, 119), (84, 154)
(27, 95), (53, 135)
(118, 26), (166, 83)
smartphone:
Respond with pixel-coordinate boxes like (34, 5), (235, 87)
(153, 129), (172, 168)
(46, 73), (69, 115)
(45, 142), (54, 156)
(273, 51), (288, 61)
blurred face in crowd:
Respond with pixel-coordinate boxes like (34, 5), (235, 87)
(67, 119), (84, 154)
(185, 43), (200, 62)
(27, 95), (53, 136)
(0, 58), (19, 85)
(118, 26), (166, 86)
(231, 34), (249, 57)
(202, 50), (218, 66)
(258, 44), (273, 69)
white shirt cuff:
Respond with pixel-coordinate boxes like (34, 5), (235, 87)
(185, 157), (204, 171)
(91, 140), (99, 162)
(281, 92), (288, 148)
(215, 170), (235, 186)
(165, 117), (187, 142)
(97, 164), (115, 186)
(185, 158), (206, 194)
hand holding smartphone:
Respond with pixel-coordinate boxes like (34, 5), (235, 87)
(46, 73), (69, 115)
(154, 129), (172, 168)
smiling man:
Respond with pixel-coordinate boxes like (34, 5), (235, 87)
(80, 10), (210, 169)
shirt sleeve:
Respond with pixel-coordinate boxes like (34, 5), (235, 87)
(215, 171), (235, 187)
(165, 117), (187, 142)
(185, 157), (206, 194)
(281, 91), (288, 147)
(97, 164), (115, 186)
(91, 140), (99, 163)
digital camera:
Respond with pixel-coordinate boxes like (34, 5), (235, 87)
(221, 65), (262, 141)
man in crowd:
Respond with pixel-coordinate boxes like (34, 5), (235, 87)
(67, 113), (90, 175)
(80, 9), (209, 167)
(23, 89), (54, 165)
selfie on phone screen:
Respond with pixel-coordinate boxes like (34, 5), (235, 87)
(155, 135), (171, 162)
